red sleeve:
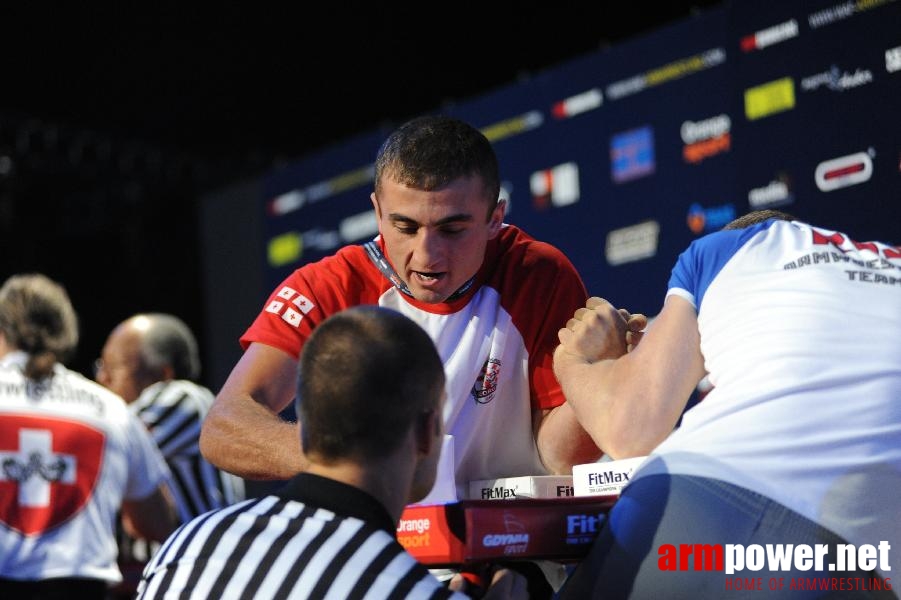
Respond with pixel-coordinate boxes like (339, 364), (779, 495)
(239, 246), (387, 358)
(493, 228), (588, 410)
(525, 245), (588, 410)
(239, 270), (318, 359)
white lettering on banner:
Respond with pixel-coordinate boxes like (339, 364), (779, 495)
(339, 210), (378, 243)
(658, 541), (894, 576)
(606, 220), (661, 266)
(552, 88), (603, 118)
(606, 47), (726, 100)
(801, 66), (873, 92)
(269, 190), (305, 216)
(807, 0), (896, 29)
(681, 115), (731, 144)
(482, 533), (530, 547)
(723, 542), (892, 575)
(749, 179), (792, 208)
(301, 229), (341, 252)
(753, 19), (799, 50)
(397, 518), (430, 535)
(886, 46), (901, 73)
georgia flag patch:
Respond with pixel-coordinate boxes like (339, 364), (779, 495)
(0, 414), (104, 536)
(265, 286), (316, 328)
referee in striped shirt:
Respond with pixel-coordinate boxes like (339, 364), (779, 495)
(96, 312), (246, 594)
(135, 306), (526, 599)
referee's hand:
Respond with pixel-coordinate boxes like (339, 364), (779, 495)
(448, 566), (528, 599)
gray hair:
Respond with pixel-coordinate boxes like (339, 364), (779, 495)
(138, 313), (201, 381)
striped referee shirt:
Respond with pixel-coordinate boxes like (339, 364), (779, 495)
(132, 379), (245, 520)
(136, 473), (467, 599)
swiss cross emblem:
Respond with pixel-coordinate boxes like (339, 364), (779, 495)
(265, 286), (316, 329)
(0, 414), (104, 536)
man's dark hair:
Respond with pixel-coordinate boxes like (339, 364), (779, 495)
(722, 209), (796, 231)
(374, 115), (501, 216)
(0, 273), (78, 380)
(138, 313), (202, 381)
(297, 305), (445, 460)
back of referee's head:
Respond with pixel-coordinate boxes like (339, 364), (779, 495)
(296, 305), (445, 463)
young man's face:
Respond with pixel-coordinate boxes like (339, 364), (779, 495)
(371, 175), (504, 304)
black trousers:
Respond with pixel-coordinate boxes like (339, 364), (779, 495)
(0, 577), (108, 600)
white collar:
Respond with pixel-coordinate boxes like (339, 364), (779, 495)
(0, 350), (29, 369)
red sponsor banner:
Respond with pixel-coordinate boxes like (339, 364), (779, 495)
(397, 503), (466, 565)
(398, 495), (618, 566)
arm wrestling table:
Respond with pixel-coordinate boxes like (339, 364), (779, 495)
(397, 495), (619, 567)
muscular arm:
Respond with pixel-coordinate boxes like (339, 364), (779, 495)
(534, 402), (604, 474)
(534, 303), (649, 472)
(199, 343), (309, 480)
(553, 295), (705, 459)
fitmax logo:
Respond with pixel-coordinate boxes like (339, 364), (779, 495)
(567, 513), (605, 535)
(588, 470), (631, 486)
(566, 513), (606, 546)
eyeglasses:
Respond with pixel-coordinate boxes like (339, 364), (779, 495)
(93, 357), (144, 379)
(93, 358), (132, 378)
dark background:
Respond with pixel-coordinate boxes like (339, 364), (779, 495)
(212, 0), (901, 390)
(0, 3), (724, 384)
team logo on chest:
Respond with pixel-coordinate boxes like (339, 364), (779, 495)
(0, 415), (104, 535)
(471, 358), (502, 404)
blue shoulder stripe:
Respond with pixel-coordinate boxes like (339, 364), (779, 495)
(668, 219), (778, 309)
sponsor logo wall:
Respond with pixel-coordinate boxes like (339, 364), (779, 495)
(257, 0), (901, 316)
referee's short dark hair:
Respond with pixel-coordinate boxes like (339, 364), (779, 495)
(297, 305), (445, 461)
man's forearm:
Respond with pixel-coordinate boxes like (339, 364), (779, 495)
(200, 394), (307, 480)
(554, 347), (690, 459)
(535, 402), (603, 474)
(552, 351), (628, 456)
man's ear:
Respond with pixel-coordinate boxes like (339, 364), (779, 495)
(488, 199), (506, 238)
(159, 364), (176, 382)
(370, 193), (382, 221)
(415, 409), (439, 455)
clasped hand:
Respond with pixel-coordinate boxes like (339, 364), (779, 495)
(556, 297), (647, 365)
